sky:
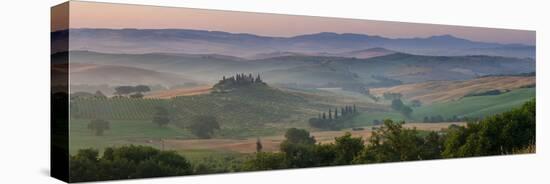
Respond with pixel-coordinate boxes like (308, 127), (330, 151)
(56, 1), (535, 45)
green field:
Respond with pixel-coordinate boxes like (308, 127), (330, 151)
(412, 87), (535, 119)
(71, 98), (168, 120)
(70, 84), (382, 138)
(69, 119), (193, 154)
(347, 88), (535, 126)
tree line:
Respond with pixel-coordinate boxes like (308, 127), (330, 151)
(308, 105), (358, 130)
(422, 115), (479, 123)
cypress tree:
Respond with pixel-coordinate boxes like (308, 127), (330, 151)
(256, 137), (263, 153)
(256, 74), (262, 83)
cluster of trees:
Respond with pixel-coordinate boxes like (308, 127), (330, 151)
(308, 105), (358, 130)
(391, 99), (413, 117)
(70, 90), (107, 100)
(69, 145), (193, 182)
(381, 92), (414, 116)
(244, 121), (443, 170)
(422, 115), (478, 123)
(213, 73), (265, 91)
(242, 128), (365, 170)
(114, 85), (151, 98)
(443, 99), (535, 157)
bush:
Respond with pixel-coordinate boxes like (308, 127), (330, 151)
(353, 120), (443, 164)
(188, 115), (220, 138)
(442, 99), (535, 157)
(70, 145), (192, 182)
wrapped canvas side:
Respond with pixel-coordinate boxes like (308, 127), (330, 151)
(51, 2), (70, 182)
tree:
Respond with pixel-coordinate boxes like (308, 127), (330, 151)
(280, 128), (317, 168)
(255, 74), (262, 83)
(152, 106), (170, 127)
(134, 85), (151, 94)
(411, 100), (422, 107)
(421, 132), (444, 159)
(256, 138), (263, 153)
(94, 90), (106, 99)
(114, 86), (135, 96)
(401, 106), (413, 117)
(188, 115), (220, 139)
(242, 152), (286, 171)
(87, 119), (110, 136)
(333, 132), (364, 165)
(353, 120), (439, 164)
(391, 99), (413, 117)
(282, 128), (316, 145)
(130, 93), (144, 99)
(391, 99), (404, 110)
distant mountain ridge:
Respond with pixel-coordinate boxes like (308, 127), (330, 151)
(52, 28), (535, 58)
(65, 50), (535, 89)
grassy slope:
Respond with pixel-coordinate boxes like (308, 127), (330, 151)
(70, 118), (245, 164)
(69, 119), (193, 154)
(411, 87), (535, 119)
(71, 84), (379, 136)
(369, 76), (535, 104)
(349, 88), (535, 126)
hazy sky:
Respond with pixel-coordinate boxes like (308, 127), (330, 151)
(60, 1), (535, 45)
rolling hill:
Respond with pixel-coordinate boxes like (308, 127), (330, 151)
(370, 76), (535, 104)
(69, 63), (197, 86)
(67, 51), (535, 91)
(411, 87), (535, 119)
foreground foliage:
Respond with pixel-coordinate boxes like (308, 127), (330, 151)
(70, 99), (535, 181)
(70, 145), (192, 182)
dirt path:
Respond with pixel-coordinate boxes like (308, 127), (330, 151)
(145, 85), (212, 99)
(164, 122), (464, 153)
